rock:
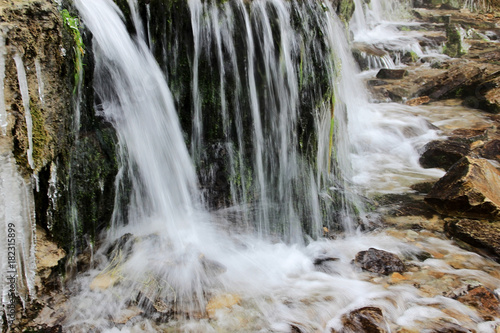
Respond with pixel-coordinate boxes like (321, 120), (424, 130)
(206, 294), (241, 318)
(410, 182), (436, 194)
(112, 306), (143, 324)
(354, 248), (405, 275)
(480, 139), (500, 162)
(450, 128), (489, 143)
(444, 24), (466, 58)
(35, 226), (65, 292)
(419, 140), (470, 170)
(432, 323), (475, 332)
(332, 307), (388, 333)
(376, 69), (408, 80)
(406, 96), (431, 106)
(444, 219), (500, 261)
(90, 272), (120, 290)
(425, 157), (500, 219)
(457, 286), (500, 320)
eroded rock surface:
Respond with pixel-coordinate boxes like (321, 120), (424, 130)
(445, 219), (500, 260)
(425, 157), (500, 219)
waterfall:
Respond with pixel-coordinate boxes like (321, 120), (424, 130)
(64, 0), (457, 331)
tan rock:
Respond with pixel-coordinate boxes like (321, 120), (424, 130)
(390, 272), (408, 283)
(426, 157), (500, 219)
(206, 294), (241, 318)
(406, 96), (430, 106)
(90, 272), (119, 291)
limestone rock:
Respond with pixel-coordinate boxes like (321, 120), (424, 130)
(444, 219), (500, 261)
(332, 307), (388, 333)
(425, 157), (500, 219)
(354, 248), (405, 275)
(419, 140), (470, 170)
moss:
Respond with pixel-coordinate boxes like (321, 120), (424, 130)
(30, 100), (51, 170)
(339, 0), (356, 24)
(61, 9), (85, 93)
(445, 24), (465, 58)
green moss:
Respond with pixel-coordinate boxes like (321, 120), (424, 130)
(61, 9), (84, 93)
(444, 24), (465, 58)
(30, 100), (50, 170)
(339, 0), (355, 24)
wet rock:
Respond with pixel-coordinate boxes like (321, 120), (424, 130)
(480, 139), (500, 162)
(432, 323), (475, 333)
(406, 96), (431, 106)
(444, 219), (500, 261)
(419, 140), (470, 170)
(410, 181), (436, 194)
(206, 293), (241, 318)
(425, 157), (500, 219)
(35, 226), (65, 293)
(354, 248), (405, 275)
(112, 306), (143, 325)
(457, 286), (500, 320)
(90, 272), (120, 291)
(332, 307), (388, 333)
(450, 128), (489, 143)
(376, 69), (409, 80)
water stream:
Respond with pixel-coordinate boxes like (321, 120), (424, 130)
(61, 0), (500, 331)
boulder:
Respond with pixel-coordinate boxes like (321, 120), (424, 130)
(354, 248), (405, 275)
(425, 157), (500, 219)
(376, 69), (408, 80)
(456, 286), (500, 320)
(332, 307), (388, 333)
(419, 140), (470, 170)
(444, 219), (500, 261)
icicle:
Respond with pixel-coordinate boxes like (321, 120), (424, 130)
(35, 58), (44, 104)
(13, 54), (34, 170)
(0, 35), (7, 136)
(0, 153), (36, 318)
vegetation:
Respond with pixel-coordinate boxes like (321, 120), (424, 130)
(61, 9), (85, 93)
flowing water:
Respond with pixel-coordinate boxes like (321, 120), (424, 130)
(60, 0), (500, 332)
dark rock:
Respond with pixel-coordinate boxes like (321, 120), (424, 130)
(376, 69), (408, 80)
(354, 248), (405, 275)
(367, 79), (389, 87)
(419, 140), (470, 170)
(480, 139), (500, 162)
(332, 307), (388, 333)
(410, 181), (436, 194)
(444, 219), (500, 261)
(456, 286), (500, 320)
(425, 157), (500, 219)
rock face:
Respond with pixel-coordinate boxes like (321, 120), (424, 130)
(354, 248), (405, 275)
(425, 157), (500, 219)
(419, 140), (470, 170)
(332, 307), (388, 333)
(444, 219), (500, 261)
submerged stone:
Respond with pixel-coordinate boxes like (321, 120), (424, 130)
(457, 286), (500, 320)
(333, 306), (388, 333)
(354, 248), (405, 275)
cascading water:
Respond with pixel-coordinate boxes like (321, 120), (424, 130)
(62, 0), (499, 332)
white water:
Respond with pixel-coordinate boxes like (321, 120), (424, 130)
(65, 0), (498, 331)
(13, 54), (34, 170)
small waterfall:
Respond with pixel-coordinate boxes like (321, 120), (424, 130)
(64, 0), (457, 331)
